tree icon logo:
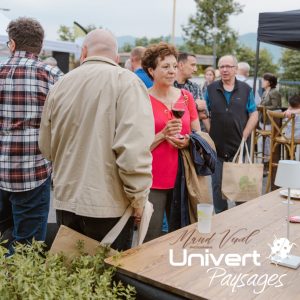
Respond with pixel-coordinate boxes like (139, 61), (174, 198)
(268, 237), (296, 261)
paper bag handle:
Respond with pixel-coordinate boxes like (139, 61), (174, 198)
(244, 141), (252, 164)
(101, 205), (133, 245)
(232, 138), (252, 164)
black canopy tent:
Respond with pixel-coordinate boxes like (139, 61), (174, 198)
(253, 9), (300, 92)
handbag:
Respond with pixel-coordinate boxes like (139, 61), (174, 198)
(222, 138), (263, 202)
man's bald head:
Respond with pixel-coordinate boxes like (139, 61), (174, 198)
(80, 29), (119, 63)
(130, 46), (146, 71)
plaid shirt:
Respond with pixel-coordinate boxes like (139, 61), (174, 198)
(0, 51), (63, 192)
(174, 79), (204, 101)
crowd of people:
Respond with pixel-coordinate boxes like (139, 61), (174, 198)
(1, 17), (299, 254)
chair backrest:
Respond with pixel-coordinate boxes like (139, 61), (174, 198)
(257, 105), (268, 130)
(267, 110), (296, 144)
(266, 110), (297, 192)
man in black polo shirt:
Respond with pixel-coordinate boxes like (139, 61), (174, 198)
(204, 55), (258, 213)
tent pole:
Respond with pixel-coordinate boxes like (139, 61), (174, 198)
(251, 40), (260, 162)
(253, 40), (260, 93)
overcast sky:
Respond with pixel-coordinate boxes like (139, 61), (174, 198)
(0, 0), (299, 41)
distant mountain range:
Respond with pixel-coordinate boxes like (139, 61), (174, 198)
(117, 35), (185, 49)
(117, 32), (282, 63)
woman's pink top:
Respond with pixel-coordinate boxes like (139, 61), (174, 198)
(150, 90), (198, 189)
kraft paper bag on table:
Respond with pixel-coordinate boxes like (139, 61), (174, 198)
(222, 138), (263, 202)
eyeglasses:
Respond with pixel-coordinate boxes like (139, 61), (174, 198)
(6, 40), (12, 48)
(219, 65), (236, 70)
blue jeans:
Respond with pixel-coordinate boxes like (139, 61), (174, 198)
(211, 157), (228, 214)
(162, 212), (168, 233)
(0, 177), (50, 250)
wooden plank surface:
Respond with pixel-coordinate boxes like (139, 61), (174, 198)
(106, 190), (300, 300)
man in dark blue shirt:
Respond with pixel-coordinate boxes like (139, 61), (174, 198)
(130, 46), (153, 88)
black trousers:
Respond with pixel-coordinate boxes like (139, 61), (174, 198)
(56, 210), (134, 251)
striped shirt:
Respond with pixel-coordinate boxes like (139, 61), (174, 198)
(174, 79), (203, 101)
(0, 51), (63, 191)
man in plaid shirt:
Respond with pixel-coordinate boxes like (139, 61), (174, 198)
(174, 52), (209, 131)
(0, 17), (63, 251)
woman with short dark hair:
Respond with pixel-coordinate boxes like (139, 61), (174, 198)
(261, 73), (282, 113)
(259, 73), (282, 172)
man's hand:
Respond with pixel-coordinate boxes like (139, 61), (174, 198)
(243, 111), (258, 140)
(195, 99), (208, 119)
(133, 207), (144, 225)
(195, 99), (207, 111)
(284, 109), (292, 118)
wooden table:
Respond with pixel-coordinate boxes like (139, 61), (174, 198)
(106, 190), (300, 300)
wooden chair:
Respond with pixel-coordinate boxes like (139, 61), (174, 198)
(266, 110), (300, 192)
(251, 105), (272, 163)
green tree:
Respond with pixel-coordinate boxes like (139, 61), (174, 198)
(280, 49), (300, 102)
(57, 24), (98, 42)
(235, 46), (255, 68)
(148, 36), (170, 45)
(235, 46), (278, 76)
(259, 48), (278, 75)
(58, 25), (76, 42)
(134, 36), (170, 47)
(57, 24), (99, 69)
(85, 24), (97, 32)
(120, 36), (172, 53)
(177, 43), (189, 52)
(121, 43), (133, 52)
(182, 0), (243, 56)
(134, 36), (149, 47)
(280, 49), (300, 80)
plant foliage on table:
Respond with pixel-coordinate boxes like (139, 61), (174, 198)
(0, 240), (136, 300)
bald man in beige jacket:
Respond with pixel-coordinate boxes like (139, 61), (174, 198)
(39, 29), (154, 250)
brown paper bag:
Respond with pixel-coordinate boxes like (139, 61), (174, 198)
(222, 139), (263, 202)
(49, 225), (117, 259)
(181, 148), (211, 223)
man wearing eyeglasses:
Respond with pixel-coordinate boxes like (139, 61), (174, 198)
(0, 17), (63, 252)
(204, 55), (258, 214)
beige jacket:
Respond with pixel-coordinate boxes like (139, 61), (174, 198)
(39, 56), (154, 218)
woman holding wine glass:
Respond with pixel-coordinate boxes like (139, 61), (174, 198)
(142, 42), (200, 241)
